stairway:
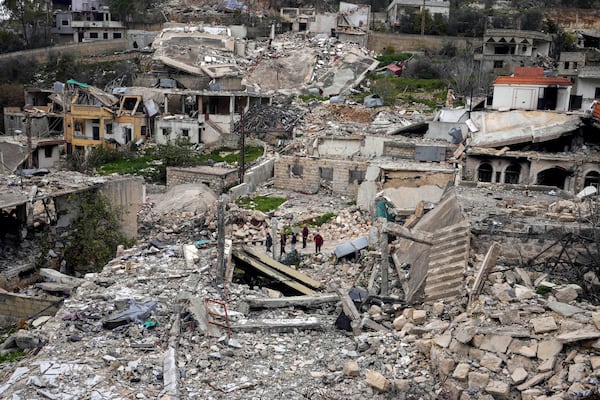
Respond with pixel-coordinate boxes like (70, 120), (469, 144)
(424, 220), (470, 303)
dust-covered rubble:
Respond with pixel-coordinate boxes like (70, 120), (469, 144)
(4, 211), (600, 399)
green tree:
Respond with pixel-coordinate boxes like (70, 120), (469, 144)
(63, 191), (130, 272)
(3, 0), (50, 48)
(108, 0), (165, 25)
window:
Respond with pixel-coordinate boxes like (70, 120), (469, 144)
(348, 169), (366, 184)
(162, 127), (171, 136)
(573, 62), (578, 69)
(585, 171), (600, 190)
(44, 147), (53, 158)
(113, 32), (122, 39)
(106, 123), (112, 135)
(181, 129), (189, 137)
(61, 20), (69, 26)
(493, 60), (504, 69)
(521, 45), (527, 53)
(504, 163), (521, 184)
(89, 32), (98, 39)
(595, 88), (600, 99)
(141, 126), (147, 136)
(565, 61), (570, 69)
(319, 167), (333, 181)
(103, 32), (108, 39)
(289, 164), (303, 177)
(477, 162), (493, 182)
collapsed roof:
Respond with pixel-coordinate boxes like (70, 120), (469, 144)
(468, 110), (582, 148)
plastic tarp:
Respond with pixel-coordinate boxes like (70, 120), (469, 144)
(102, 299), (158, 329)
(448, 127), (463, 144)
(334, 236), (369, 259)
(66, 79), (89, 88)
(363, 95), (384, 108)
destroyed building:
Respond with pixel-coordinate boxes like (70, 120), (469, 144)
(5, 8), (600, 400)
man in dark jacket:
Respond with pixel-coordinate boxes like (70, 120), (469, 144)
(280, 231), (287, 254)
(265, 232), (272, 253)
(302, 225), (309, 249)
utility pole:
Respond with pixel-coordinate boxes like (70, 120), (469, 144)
(421, 0), (426, 36)
(238, 110), (245, 184)
(216, 196), (226, 284)
(380, 230), (389, 296)
(26, 114), (32, 169)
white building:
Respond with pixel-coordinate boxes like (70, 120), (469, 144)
(490, 67), (572, 112)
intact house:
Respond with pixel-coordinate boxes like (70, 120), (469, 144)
(489, 67), (572, 112)
(52, 0), (126, 44)
(476, 29), (552, 75)
(558, 51), (600, 111)
(387, 0), (450, 32)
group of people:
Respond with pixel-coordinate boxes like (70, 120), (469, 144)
(265, 225), (324, 255)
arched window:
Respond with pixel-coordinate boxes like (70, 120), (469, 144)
(537, 167), (570, 190)
(504, 163), (521, 184)
(477, 162), (493, 182)
(584, 171), (600, 190)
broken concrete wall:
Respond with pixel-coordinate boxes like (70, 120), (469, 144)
(356, 165), (454, 210)
(426, 121), (466, 142)
(99, 176), (144, 240)
(126, 30), (158, 50)
(311, 13), (337, 34)
(274, 156), (367, 196)
(155, 117), (202, 145)
(316, 137), (364, 158)
(3, 111), (50, 137)
(0, 290), (62, 328)
(229, 158), (274, 200)
(167, 166), (238, 194)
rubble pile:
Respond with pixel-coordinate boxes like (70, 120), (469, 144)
(5, 218), (600, 399)
(138, 184), (219, 244)
(234, 104), (306, 138)
(243, 32), (377, 95)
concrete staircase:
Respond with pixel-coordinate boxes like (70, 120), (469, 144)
(424, 220), (470, 303)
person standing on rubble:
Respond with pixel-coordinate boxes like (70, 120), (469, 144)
(302, 225), (309, 249)
(280, 231), (287, 254)
(291, 233), (297, 251)
(265, 232), (272, 253)
(314, 233), (324, 254)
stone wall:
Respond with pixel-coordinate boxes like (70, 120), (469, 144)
(274, 156), (368, 196)
(367, 32), (480, 54)
(0, 40), (128, 65)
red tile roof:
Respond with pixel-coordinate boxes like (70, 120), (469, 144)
(494, 75), (573, 86)
(494, 66), (572, 86)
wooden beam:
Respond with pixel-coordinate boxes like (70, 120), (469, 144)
(382, 222), (432, 245)
(245, 293), (339, 309)
(243, 246), (321, 289)
(231, 317), (324, 332)
(469, 242), (501, 306)
(232, 249), (316, 296)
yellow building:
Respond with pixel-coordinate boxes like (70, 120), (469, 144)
(63, 81), (148, 154)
